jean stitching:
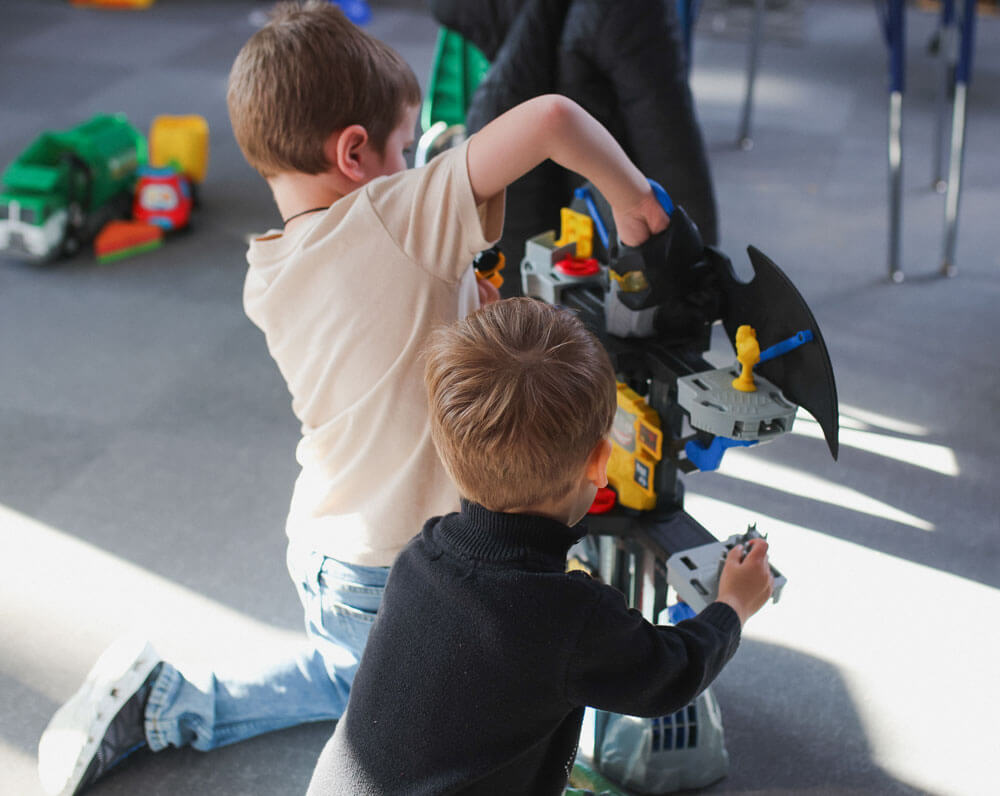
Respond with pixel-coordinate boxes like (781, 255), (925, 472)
(145, 663), (180, 751)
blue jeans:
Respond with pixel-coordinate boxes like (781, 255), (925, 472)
(145, 544), (389, 751)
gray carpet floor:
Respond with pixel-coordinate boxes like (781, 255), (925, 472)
(2, 1), (998, 794)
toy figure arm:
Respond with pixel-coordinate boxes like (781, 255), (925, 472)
(466, 95), (668, 246)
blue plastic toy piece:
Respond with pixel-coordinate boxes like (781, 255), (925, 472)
(684, 436), (757, 472)
(573, 179), (674, 252)
(648, 178), (675, 216)
(667, 601), (697, 624)
(573, 186), (610, 249)
(330, 0), (371, 25)
(758, 329), (814, 364)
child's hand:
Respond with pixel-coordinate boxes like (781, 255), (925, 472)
(716, 540), (774, 626)
(477, 277), (501, 306)
(613, 188), (670, 248)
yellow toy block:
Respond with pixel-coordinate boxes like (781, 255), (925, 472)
(607, 383), (663, 511)
(71, 0), (155, 8)
(149, 115), (209, 183)
(554, 207), (593, 259)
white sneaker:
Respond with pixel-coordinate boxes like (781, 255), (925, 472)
(38, 636), (162, 796)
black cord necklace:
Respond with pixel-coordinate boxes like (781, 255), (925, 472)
(282, 206), (329, 226)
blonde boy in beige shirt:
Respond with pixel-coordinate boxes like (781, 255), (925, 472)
(37, 3), (669, 794)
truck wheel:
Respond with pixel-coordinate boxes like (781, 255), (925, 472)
(60, 200), (84, 257)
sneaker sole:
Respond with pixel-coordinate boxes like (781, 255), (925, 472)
(38, 635), (160, 796)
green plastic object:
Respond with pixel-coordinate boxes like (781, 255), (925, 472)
(420, 28), (491, 132)
(0, 113), (146, 262)
(568, 761), (635, 795)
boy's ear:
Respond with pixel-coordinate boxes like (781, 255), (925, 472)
(327, 124), (370, 183)
(585, 439), (613, 489)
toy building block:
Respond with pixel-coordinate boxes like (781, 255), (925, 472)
(521, 231), (604, 304)
(70, 0), (155, 7)
(421, 28), (490, 133)
(330, 0), (372, 25)
(149, 115), (209, 184)
(554, 206), (594, 259)
(94, 219), (162, 263)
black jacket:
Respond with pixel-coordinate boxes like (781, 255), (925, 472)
(431, 0), (719, 297)
(308, 502), (741, 795)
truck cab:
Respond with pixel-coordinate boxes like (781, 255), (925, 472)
(0, 114), (145, 263)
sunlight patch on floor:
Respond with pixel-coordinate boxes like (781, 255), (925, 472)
(838, 403), (930, 437)
(792, 415), (959, 476)
(0, 503), (301, 703)
(716, 450), (935, 530)
(682, 492), (999, 796)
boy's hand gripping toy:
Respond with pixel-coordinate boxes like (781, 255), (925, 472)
(666, 524), (786, 614)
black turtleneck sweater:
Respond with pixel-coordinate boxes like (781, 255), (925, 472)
(307, 502), (741, 796)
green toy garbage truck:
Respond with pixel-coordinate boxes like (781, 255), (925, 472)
(0, 114), (146, 263)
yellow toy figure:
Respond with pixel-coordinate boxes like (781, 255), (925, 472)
(732, 324), (760, 392)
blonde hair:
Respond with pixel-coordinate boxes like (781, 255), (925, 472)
(424, 298), (617, 512)
(227, 0), (421, 178)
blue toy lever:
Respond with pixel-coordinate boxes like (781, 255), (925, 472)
(685, 436), (756, 472)
(573, 186), (611, 249)
(648, 179), (675, 216)
(759, 330), (814, 364)
(574, 179), (674, 251)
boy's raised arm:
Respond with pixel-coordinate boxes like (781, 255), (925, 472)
(465, 95), (669, 247)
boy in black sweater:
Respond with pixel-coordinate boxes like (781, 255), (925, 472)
(307, 298), (774, 795)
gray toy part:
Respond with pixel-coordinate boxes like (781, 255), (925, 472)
(520, 232), (604, 304)
(666, 530), (786, 614)
(604, 280), (657, 338)
(677, 367), (797, 441)
(596, 688), (728, 793)
(666, 541), (729, 614)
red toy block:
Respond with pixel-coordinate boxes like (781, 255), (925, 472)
(555, 256), (600, 278)
(94, 220), (163, 263)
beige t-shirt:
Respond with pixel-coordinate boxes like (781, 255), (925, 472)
(244, 141), (504, 566)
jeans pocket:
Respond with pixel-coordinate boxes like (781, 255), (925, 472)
(313, 558), (388, 657)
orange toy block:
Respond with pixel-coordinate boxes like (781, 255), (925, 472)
(94, 220), (163, 263)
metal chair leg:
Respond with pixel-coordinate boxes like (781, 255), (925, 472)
(737, 0), (766, 150)
(888, 90), (904, 283)
(882, 0), (906, 283)
(931, 0), (957, 192)
(941, 0), (976, 277)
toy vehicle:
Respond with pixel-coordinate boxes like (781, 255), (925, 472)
(133, 165), (193, 230)
(0, 114), (146, 263)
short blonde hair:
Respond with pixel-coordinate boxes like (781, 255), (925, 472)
(424, 298), (617, 512)
(227, 1), (421, 178)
